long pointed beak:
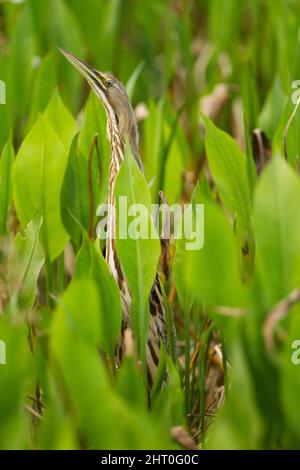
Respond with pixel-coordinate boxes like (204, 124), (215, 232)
(58, 47), (108, 92)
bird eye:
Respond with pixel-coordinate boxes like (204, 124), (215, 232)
(106, 79), (113, 87)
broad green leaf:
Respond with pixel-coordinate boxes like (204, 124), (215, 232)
(115, 149), (161, 359)
(13, 115), (69, 261)
(0, 138), (14, 235)
(7, 210), (44, 310)
(43, 88), (77, 151)
(53, 279), (101, 346)
(254, 157), (300, 306)
(186, 189), (244, 307)
(73, 237), (122, 359)
(50, 278), (173, 449)
(201, 113), (252, 231)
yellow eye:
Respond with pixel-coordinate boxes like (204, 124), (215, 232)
(106, 79), (113, 87)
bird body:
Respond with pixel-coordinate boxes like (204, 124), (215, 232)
(59, 48), (168, 386)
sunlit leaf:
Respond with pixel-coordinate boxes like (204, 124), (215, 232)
(43, 88), (77, 151)
(50, 278), (173, 449)
(115, 149), (161, 361)
(73, 237), (122, 359)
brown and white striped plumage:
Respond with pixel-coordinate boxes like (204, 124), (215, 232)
(59, 48), (168, 386)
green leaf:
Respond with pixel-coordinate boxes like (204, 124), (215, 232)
(61, 93), (110, 243)
(43, 88), (77, 151)
(186, 188), (244, 307)
(73, 237), (122, 359)
(254, 157), (300, 306)
(115, 149), (161, 359)
(50, 278), (173, 449)
(201, 113), (252, 231)
(53, 278), (101, 346)
(0, 138), (14, 235)
(13, 115), (69, 261)
(7, 210), (44, 310)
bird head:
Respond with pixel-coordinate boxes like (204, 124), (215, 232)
(59, 48), (131, 122)
(59, 47), (142, 171)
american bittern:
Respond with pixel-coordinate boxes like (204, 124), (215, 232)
(59, 48), (168, 386)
